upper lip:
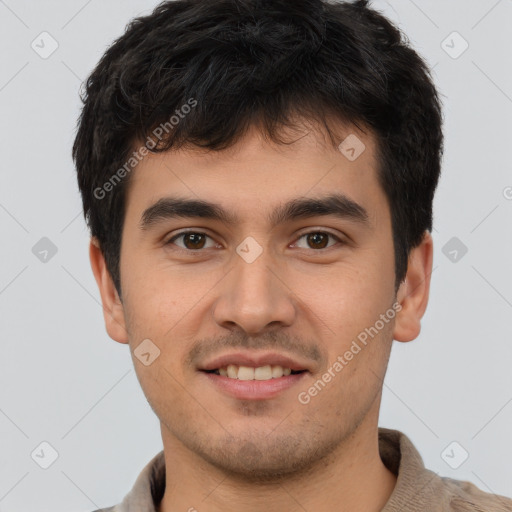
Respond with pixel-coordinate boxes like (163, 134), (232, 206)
(199, 351), (312, 372)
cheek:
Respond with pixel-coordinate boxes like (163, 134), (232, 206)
(293, 258), (393, 340)
(120, 264), (207, 370)
(121, 247), (178, 315)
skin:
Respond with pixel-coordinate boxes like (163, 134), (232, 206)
(90, 120), (433, 511)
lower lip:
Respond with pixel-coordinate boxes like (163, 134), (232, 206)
(200, 371), (308, 400)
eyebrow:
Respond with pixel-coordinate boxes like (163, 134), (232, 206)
(139, 193), (370, 231)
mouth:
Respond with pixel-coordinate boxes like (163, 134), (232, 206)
(198, 352), (311, 400)
(203, 365), (305, 380)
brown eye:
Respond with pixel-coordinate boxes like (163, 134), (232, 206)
(166, 232), (215, 251)
(306, 232), (329, 249)
(294, 231), (341, 250)
(182, 233), (206, 249)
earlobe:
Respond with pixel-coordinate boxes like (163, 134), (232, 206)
(89, 237), (129, 344)
(392, 231), (434, 343)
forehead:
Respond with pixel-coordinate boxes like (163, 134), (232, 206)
(123, 122), (387, 228)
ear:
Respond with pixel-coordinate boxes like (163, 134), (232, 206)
(89, 237), (129, 344)
(393, 231), (433, 343)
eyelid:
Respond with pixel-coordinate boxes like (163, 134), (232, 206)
(294, 226), (345, 239)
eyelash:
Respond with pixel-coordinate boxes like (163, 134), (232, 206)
(165, 230), (345, 252)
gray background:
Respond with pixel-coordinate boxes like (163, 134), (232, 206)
(1, 0), (511, 510)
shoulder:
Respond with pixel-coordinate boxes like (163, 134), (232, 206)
(439, 475), (512, 511)
(378, 428), (512, 512)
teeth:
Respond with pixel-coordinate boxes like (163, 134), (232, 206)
(227, 364), (238, 379)
(217, 364), (296, 380)
(272, 365), (284, 378)
(237, 366), (254, 381)
(254, 365), (272, 380)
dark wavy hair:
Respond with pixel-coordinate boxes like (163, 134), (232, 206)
(73, 0), (444, 297)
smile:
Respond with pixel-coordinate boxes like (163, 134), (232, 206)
(205, 364), (305, 380)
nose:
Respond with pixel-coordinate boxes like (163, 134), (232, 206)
(212, 247), (297, 336)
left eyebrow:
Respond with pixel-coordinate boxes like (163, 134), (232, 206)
(139, 193), (370, 231)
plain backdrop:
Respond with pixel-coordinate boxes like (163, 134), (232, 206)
(0, 0), (511, 510)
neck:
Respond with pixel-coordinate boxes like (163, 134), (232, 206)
(157, 409), (397, 512)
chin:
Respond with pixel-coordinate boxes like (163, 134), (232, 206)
(191, 431), (340, 483)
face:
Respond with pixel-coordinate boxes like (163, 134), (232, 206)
(96, 121), (417, 480)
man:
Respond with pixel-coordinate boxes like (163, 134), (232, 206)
(73, 0), (512, 510)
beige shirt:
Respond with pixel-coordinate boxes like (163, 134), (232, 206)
(94, 428), (512, 511)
